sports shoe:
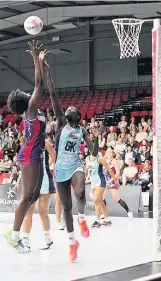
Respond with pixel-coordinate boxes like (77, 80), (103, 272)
(91, 221), (101, 228)
(128, 211), (133, 218)
(4, 231), (30, 253)
(101, 220), (112, 226)
(69, 240), (80, 262)
(78, 219), (90, 238)
(58, 223), (65, 231)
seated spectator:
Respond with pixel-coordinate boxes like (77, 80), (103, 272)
(0, 114), (3, 129)
(90, 117), (96, 128)
(129, 116), (137, 131)
(130, 123), (137, 135)
(114, 137), (126, 154)
(135, 124), (148, 143)
(98, 133), (106, 150)
(107, 126), (117, 141)
(122, 145), (137, 165)
(83, 146), (90, 159)
(0, 154), (12, 172)
(118, 115), (127, 130)
(7, 165), (20, 185)
(115, 152), (124, 173)
(2, 131), (9, 149)
(122, 158), (138, 186)
(98, 120), (106, 137)
(127, 136), (138, 152)
(106, 133), (116, 148)
(12, 123), (19, 137)
(137, 145), (151, 165)
(134, 160), (153, 191)
(3, 136), (15, 155)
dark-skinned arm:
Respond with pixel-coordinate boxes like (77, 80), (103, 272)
(26, 41), (44, 119)
(45, 61), (65, 130)
(83, 128), (99, 157)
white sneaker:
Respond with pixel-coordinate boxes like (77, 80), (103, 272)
(58, 222), (65, 230)
(22, 237), (30, 248)
(128, 211), (133, 218)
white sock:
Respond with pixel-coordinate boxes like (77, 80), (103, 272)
(68, 231), (75, 245)
(11, 231), (20, 241)
(21, 232), (30, 247)
(44, 230), (52, 241)
(104, 217), (110, 222)
(96, 218), (100, 223)
(78, 213), (85, 223)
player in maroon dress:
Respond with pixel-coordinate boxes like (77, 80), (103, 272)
(4, 41), (48, 253)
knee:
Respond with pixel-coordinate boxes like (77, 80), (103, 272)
(62, 201), (72, 213)
(74, 186), (85, 201)
(94, 198), (102, 205)
(38, 206), (47, 217)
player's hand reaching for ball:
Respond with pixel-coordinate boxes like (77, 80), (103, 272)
(39, 50), (49, 61)
(26, 40), (42, 59)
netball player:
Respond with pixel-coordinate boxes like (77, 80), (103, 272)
(44, 61), (99, 262)
(4, 41), (48, 253)
(85, 153), (112, 227)
(103, 147), (133, 217)
(21, 138), (56, 250)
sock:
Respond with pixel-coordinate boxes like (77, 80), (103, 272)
(68, 231), (76, 245)
(118, 199), (129, 212)
(11, 231), (20, 241)
(22, 232), (30, 239)
(78, 213), (85, 223)
(96, 218), (100, 223)
(104, 217), (110, 222)
(22, 232), (30, 247)
(103, 199), (106, 206)
(44, 230), (52, 244)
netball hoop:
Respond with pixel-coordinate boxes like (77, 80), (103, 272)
(112, 18), (144, 59)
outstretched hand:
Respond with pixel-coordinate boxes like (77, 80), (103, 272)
(39, 50), (49, 61)
(26, 40), (42, 59)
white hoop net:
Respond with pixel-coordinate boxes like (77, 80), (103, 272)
(112, 18), (144, 59)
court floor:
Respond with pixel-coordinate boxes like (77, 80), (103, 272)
(0, 213), (152, 281)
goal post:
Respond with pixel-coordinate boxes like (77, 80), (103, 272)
(152, 18), (161, 262)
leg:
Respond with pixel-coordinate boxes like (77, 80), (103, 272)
(71, 172), (86, 216)
(94, 187), (105, 220)
(13, 162), (43, 233)
(54, 192), (64, 230)
(110, 189), (133, 217)
(21, 203), (35, 248)
(56, 180), (79, 262)
(91, 187), (105, 228)
(38, 194), (53, 249)
(56, 181), (73, 233)
(71, 172), (89, 238)
(38, 194), (51, 231)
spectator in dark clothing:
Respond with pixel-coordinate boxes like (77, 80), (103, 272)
(137, 145), (151, 165)
(134, 160), (153, 191)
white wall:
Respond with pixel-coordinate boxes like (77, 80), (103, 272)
(0, 23), (152, 94)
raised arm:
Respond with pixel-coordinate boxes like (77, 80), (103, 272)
(44, 61), (65, 130)
(83, 127), (99, 157)
(26, 40), (44, 119)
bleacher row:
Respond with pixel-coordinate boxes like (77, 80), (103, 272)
(0, 87), (152, 124)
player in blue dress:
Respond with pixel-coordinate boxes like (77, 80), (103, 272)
(44, 61), (99, 262)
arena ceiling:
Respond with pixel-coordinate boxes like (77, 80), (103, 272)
(0, 0), (160, 46)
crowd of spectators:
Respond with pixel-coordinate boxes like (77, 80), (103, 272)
(0, 109), (153, 192)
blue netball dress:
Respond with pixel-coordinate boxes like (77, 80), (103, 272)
(55, 124), (84, 182)
(40, 149), (56, 194)
(86, 156), (106, 189)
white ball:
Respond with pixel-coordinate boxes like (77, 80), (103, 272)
(24, 16), (43, 35)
